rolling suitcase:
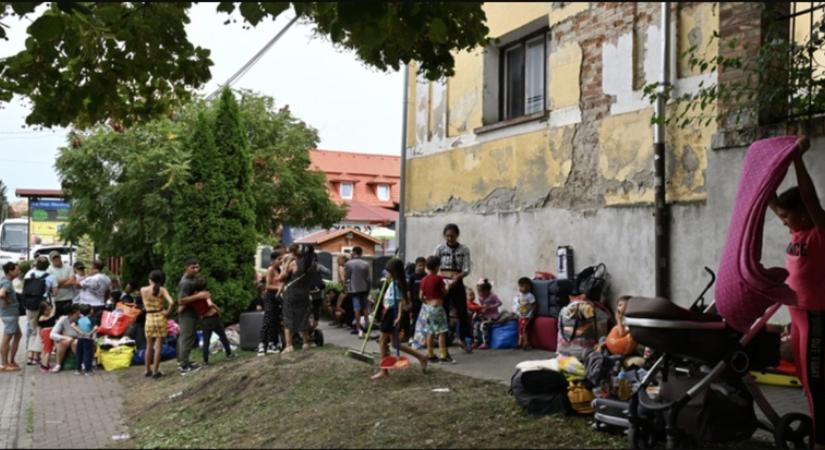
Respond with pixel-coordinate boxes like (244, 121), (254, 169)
(529, 316), (558, 351)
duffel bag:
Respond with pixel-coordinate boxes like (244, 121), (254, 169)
(510, 368), (571, 416)
(557, 297), (611, 359)
(490, 320), (518, 349)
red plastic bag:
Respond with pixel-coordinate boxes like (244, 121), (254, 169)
(97, 309), (134, 337)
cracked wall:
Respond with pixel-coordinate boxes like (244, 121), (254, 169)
(406, 2), (718, 215)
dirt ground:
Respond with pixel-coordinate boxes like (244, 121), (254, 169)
(115, 346), (627, 449)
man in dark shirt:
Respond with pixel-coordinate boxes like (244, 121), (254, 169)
(176, 258), (210, 374)
(344, 247), (371, 338)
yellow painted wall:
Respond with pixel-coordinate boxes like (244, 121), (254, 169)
(448, 49), (484, 136)
(483, 3), (550, 37)
(405, 126), (575, 212)
(406, 62), (417, 147)
(548, 42), (582, 110)
(677, 3), (719, 78)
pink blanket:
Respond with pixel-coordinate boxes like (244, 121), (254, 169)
(715, 136), (799, 332)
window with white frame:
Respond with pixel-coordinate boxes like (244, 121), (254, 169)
(376, 184), (390, 201)
(339, 182), (353, 200)
(502, 31), (548, 120)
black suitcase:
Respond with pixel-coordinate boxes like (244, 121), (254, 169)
(532, 279), (573, 318)
(593, 398), (630, 434)
(510, 368), (572, 416)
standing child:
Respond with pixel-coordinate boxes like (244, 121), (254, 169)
(418, 255), (453, 364)
(71, 304), (97, 375)
(768, 136), (825, 448)
(36, 301), (56, 371)
(473, 278), (502, 349)
(513, 277), (536, 350)
(371, 258), (428, 380)
(191, 278), (235, 366)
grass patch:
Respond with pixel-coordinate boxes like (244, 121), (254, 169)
(115, 345), (626, 449)
(24, 403), (34, 434)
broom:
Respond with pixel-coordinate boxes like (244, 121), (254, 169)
(345, 278), (389, 364)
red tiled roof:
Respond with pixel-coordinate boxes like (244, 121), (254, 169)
(296, 228), (383, 245)
(310, 149), (400, 177)
(344, 200), (398, 223)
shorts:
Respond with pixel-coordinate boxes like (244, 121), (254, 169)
(1, 315), (20, 335)
(518, 316), (532, 335)
(423, 304), (449, 336)
(380, 306), (398, 334)
(350, 292), (369, 312)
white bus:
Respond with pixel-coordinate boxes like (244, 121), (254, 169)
(0, 218), (28, 264)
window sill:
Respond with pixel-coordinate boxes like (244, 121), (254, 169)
(473, 110), (549, 135)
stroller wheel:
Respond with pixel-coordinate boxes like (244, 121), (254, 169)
(774, 412), (813, 449)
(628, 422), (659, 450)
(314, 329), (324, 347)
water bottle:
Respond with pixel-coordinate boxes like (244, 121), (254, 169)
(617, 369), (631, 400)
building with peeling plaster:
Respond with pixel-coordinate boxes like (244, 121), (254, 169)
(402, 2), (825, 317)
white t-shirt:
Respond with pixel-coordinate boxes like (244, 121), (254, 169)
(77, 272), (111, 307)
(50, 315), (78, 339)
(513, 292), (536, 318)
(48, 264), (74, 302)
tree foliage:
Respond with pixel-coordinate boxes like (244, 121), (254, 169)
(0, 179), (9, 222)
(0, 2), (489, 128)
(55, 90), (343, 309)
(643, 6), (825, 129)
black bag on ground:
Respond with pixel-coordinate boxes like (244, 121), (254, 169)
(22, 272), (50, 311)
(532, 279), (573, 318)
(573, 263), (608, 302)
(510, 368), (572, 416)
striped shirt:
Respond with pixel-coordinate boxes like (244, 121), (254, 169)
(433, 243), (471, 276)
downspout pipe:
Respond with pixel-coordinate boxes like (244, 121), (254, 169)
(398, 64), (410, 261)
(654, 2), (671, 299)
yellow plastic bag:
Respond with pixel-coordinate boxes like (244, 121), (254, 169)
(567, 380), (595, 414)
(99, 345), (135, 372)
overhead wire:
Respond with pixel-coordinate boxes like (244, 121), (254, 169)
(205, 14), (299, 100)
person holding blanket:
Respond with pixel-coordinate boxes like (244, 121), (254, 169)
(768, 136), (825, 448)
(371, 258), (428, 381)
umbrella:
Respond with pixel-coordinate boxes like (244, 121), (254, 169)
(369, 226), (396, 241)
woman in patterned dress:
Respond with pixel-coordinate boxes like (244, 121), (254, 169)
(140, 270), (174, 378)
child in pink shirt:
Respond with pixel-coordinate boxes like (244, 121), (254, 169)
(768, 136), (825, 447)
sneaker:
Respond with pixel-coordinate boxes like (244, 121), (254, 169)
(349, 329), (358, 335)
(463, 338), (473, 353)
(428, 356), (439, 363)
(83, 371), (92, 376)
(266, 343), (278, 354)
(478, 344), (488, 350)
(49, 364), (61, 373)
(152, 371), (164, 379)
(256, 343), (266, 357)
(202, 362), (209, 368)
(358, 330), (364, 339)
(39, 365), (51, 374)
(227, 352), (237, 360)
(188, 362), (201, 371)
(439, 355), (456, 364)
(74, 370), (83, 376)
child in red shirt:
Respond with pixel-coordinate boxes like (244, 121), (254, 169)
(769, 136), (825, 447)
(419, 256), (453, 364)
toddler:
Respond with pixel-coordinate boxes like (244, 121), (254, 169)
(71, 304), (98, 374)
(418, 255), (453, 364)
(472, 278), (502, 349)
(513, 277), (536, 350)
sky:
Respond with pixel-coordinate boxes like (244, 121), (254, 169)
(0, 4), (403, 202)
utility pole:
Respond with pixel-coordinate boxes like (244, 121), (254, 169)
(654, 2), (671, 299)
(398, 64), (409, 261)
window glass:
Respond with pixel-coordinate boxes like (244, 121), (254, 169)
(377, 184), (390, 201)
(505, 44), (525, 119)
(525, 36), (545, 114)
(340, 182), (353, 199)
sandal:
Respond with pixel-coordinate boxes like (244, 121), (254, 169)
(281, 346), (294, 354)
(301, 343), (310, 351)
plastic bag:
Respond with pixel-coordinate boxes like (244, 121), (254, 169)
(98, 310), (135, 337)
(99, 345), (135, 371)
(167, 320), (179, 337)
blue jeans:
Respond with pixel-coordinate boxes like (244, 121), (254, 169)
(76, 337), (94, 372)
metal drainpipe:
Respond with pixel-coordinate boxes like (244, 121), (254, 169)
(654, 2), (672, 300)
(398, 64), (410, 261)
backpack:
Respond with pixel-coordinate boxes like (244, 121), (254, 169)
(533, 278), (573, 318)
(557, 297), (611, 360)
(573, 263), (609, 302)
(510, 368), (572, 416)
(22, 272), (50, 311)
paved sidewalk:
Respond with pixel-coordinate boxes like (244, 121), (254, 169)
(2, 317), (129, 449)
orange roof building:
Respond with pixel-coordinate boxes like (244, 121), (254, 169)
(309, 149), (400, 225)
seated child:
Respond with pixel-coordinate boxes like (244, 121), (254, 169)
(513, 277), (536, 350)
(472, 278), (502, 349)
(191, 278), (235, 366)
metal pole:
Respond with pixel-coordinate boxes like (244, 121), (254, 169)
(654, 2), (671, 299)
(398, 64), (410, 261)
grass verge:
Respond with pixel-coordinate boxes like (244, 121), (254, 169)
(115, 345), (626, 449)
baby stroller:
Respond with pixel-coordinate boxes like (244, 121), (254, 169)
(624, 268), (813, 449)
